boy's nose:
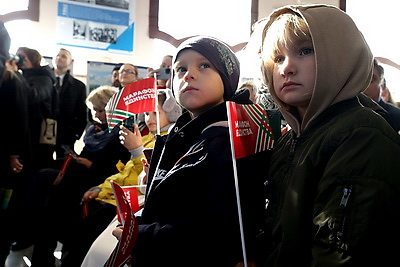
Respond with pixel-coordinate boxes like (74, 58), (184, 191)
(280, 58), (295, 76)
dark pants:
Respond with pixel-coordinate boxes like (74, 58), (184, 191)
(61, 201), (116, 267)
(0, 166), (33, 266)
(29, 169), (82, 267)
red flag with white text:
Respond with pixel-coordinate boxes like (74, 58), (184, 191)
(226, 102), (275, 265)
(106, 77), (157, 132)
(110, 181), (140, 224)
(117, 186), (140, 223)
(104, 181), (138, 267)
(226, 102), (274, 159)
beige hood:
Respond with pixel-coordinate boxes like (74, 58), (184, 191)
(261, 5), (373, 135)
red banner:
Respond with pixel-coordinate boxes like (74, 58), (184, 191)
(116, 186), (140, 223)
(105, 182), (139, 267)
(110, 181), (140, 224)
(106, 77), (157, 131)
(227, 102), (274, 159)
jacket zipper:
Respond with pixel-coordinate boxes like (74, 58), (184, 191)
(337, 186), (352, 243)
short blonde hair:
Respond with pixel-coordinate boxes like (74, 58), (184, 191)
(86, 85), (118, 112)
(260, 12), (311, 109)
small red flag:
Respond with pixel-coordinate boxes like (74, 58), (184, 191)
(106, 77), (157, 131)
(227, 102), (274, 159)
(105, 181), (139, 267)
(116, 186), (140, 223)
(110, 181), (140, 224)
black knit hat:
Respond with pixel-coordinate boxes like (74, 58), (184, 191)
(173, 36), (240, 100)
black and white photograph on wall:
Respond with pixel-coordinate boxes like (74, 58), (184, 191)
(73, 20), (87, 40)
(57, 0), (134, 52)
(89, 24), (117, 43)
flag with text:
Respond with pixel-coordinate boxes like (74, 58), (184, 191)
(226, 102), (274, 159)
(105, 181), (139, 267)
(105, 77), (157, 132)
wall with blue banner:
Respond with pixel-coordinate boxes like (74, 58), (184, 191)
(57, 0), (135, 53)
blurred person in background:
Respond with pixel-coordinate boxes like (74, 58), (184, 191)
(364, 58), (400, 133)
(147, 55), (173, 89)
(17, 46), (57, 171)
(53, 48), (88, 164)
(381, 79), (399, 107)
(111, 64), (121, 88)
(9, 46), (57, 251)
(0, 22), (32, 266)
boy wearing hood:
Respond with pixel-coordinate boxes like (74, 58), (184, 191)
(257, 4), (400, 266)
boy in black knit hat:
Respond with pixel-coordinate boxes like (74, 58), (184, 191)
(112, 36), (268, 266)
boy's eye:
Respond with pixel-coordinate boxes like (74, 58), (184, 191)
(199, 63), (210, 69)
(299, 48), (314, 56)
(176, 66), (187, 73)
(274, 55), (285, 64)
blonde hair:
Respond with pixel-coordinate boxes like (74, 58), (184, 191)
(86, 85), (118, 112)
(260, 12), (311, 109)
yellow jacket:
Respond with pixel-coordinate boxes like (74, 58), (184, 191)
(96, 130), (167, 206)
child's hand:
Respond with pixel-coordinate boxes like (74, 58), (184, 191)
(9, 155), (23, 173)
(112, 226), (124, 240)
(141, 158), (149, 185)
(119, 124), (143, 150)
(147, 67), (155, 77)
(82, 190), (99, 201)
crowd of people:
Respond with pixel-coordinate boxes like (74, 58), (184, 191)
(1, 3), (400, 267)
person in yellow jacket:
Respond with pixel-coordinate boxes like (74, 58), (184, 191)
(60, 89), (182, 267)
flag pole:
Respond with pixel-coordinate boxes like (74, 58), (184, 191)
(154, 73), (160, 135)
(226, 101), (248, 267)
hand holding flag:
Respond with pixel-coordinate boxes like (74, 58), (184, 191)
(105, 181), (140, 267)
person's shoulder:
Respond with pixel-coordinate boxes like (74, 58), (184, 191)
(66, 72), (86, 87)
(28, 65), (55, 81)
(335, 105), (399, 139)
(381, 100), (400, 116)
(202, 123), (230, 150)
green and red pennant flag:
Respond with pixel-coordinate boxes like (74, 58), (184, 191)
(106, 77), (157, 132)
(226, 102), (274, 159)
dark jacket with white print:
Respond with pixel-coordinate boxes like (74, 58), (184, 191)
(132, 102), (268, 267)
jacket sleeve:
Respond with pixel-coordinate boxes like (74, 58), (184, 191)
(311, 126), (400, 266)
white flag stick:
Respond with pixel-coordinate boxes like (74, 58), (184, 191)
(153, 73), (160, 135)
(226, 102), (248, 267)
